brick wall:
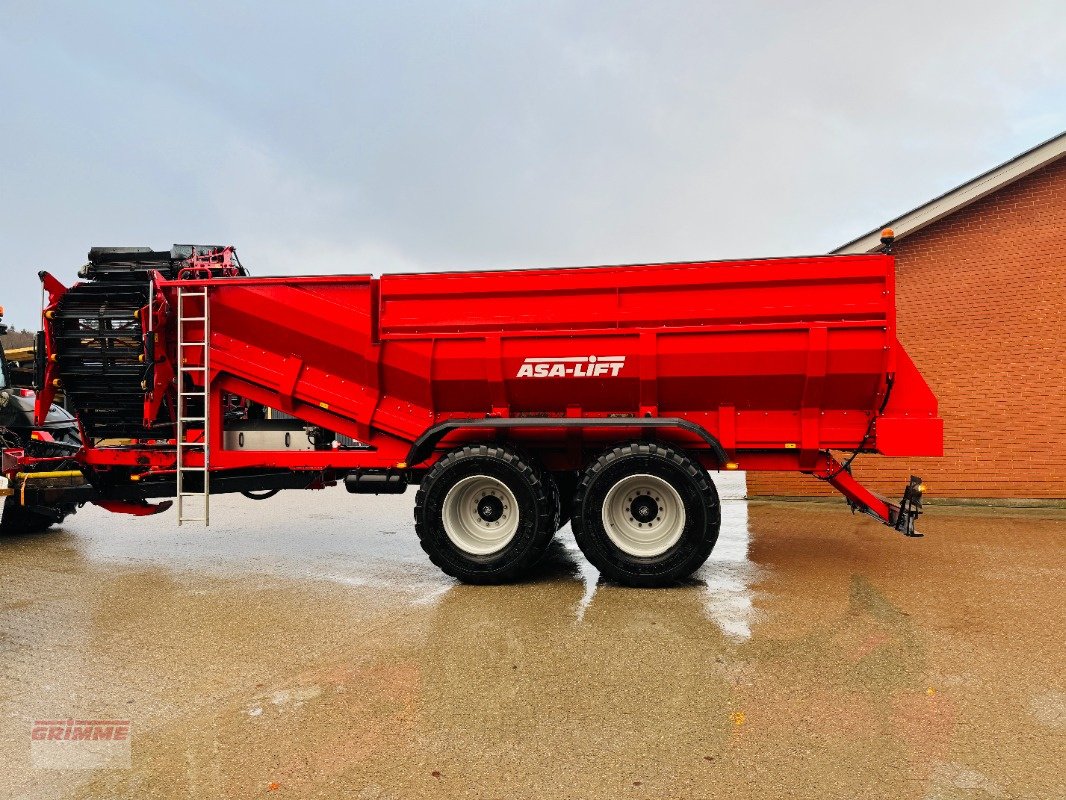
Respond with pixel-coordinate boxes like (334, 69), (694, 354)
(747, 155), (1066, 499)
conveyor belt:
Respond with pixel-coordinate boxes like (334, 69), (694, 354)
(50, 246), (242, 440)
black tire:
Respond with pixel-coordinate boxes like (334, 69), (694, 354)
(552, 471), (579, 530)
(571, 442), (720, 587)
(0, 498), (73, 535)
(414, 445), (559, 584)
(241, 489), (281, 500)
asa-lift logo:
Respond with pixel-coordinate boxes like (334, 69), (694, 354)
(516, 355), (626, 378)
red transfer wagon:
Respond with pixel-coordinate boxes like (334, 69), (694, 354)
(26, 239), (941, 586)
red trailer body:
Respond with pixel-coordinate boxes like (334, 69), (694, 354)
(27, 246), (942, 585)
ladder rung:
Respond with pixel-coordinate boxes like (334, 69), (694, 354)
(179, 342), (207, 347)
(179, 418), (206, 423)
(178, 518), (208, 523)
(177, 441), (206, 446)
(180, 316), (207, 322)
(180, 366), (206, 372)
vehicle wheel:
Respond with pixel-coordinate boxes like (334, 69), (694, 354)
(553, 471), (579, 530)
(0, 498), (71, 535)
(414, 445), (559, 584)
(571, 442), (720, 587)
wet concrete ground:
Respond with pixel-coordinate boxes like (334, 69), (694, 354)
(1, 485), (1063, 799)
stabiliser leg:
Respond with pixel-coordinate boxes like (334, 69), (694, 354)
(812, 454), (925, 537)
(891, 475), (926, 537)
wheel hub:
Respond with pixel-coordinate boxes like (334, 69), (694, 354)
(629, 495), (658, 523)
(477, 495), (505, 522)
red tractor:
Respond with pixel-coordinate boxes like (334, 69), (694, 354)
(0, 306), (83, 533)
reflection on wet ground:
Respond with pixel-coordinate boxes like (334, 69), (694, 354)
(1, 487), (1063, 798)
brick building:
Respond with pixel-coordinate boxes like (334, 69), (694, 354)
(747, 132), (1066, 500)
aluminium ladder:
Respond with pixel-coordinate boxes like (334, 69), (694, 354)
(175, 285), (210, 525)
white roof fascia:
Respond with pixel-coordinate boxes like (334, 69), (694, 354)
(834, 131), (1066, 254)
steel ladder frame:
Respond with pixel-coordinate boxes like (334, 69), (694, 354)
(175, 285), (210, 525)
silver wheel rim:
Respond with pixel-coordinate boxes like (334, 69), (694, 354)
(601, 473), (686, 557)
(442, 475), (520, 556)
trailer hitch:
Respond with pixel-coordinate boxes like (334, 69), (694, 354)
(843, 474), (924, 537)
(818, 454), (925, 538)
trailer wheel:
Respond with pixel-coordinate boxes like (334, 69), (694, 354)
(414, 445), (559, 584)
(572, 442), (720, 587)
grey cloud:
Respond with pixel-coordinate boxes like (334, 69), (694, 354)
(1, 1), (1063, 330)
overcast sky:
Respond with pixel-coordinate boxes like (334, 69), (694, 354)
(1, 1), (1063, 330)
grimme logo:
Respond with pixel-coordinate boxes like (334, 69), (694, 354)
(516, 355), (626, 378)
(30, 718), (131, 769)
(32, 718), (130, 742)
